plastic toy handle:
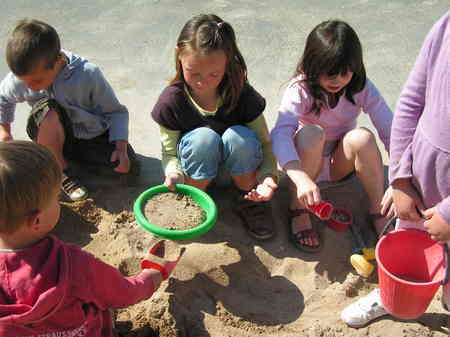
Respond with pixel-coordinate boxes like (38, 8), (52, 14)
(141, 246), (186, 280)
(307, 201), (333, 220)
(141, 260), (169, 280)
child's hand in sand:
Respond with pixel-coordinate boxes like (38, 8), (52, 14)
(423, 207), (450, 243)
(244, 176), (277, 202)
(141, 240), (186, 286)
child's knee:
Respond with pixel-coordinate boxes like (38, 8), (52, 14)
(345, 127), (376, 152)
(222, 126), (260, 158)
(179, 127), (221, 160)
(294, 124), (325, 150)
(39, 109), (63, 129)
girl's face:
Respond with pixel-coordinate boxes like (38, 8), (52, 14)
(179, 49), (227, 96)
(318, 71), (354, 94)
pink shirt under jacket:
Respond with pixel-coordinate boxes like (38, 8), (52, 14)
(270, 76), (392, 168)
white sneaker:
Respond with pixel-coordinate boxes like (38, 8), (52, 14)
(341, 288), (388, 328)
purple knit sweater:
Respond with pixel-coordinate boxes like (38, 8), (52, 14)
(389, 11), (450, 224)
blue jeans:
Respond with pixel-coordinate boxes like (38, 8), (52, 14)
(178, 126), (263, 180)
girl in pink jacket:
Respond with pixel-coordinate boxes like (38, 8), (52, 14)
(271, 20), (394, 253)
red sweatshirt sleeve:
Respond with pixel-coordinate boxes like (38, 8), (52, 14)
(72, 248), (157, 309)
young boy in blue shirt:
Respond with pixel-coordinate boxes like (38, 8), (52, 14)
(0, 18), (139, 201)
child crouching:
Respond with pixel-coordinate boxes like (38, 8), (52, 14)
(0, 141), (182, 337)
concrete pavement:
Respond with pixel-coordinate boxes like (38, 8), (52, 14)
(0, 1), (448, 184)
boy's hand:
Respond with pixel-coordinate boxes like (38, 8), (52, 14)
(141, 240), (186, 286)
(423, 207), (450, 243)
(244, 176), (277, 202)
(392, 178), (424, 221)
(164, 173), (184, 191)
(0, 124), (13, 141)
(111, 140), (130, 173)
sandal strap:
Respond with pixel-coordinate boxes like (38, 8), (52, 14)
(292, 228), (316, 239)
(234, 199), (274, 238)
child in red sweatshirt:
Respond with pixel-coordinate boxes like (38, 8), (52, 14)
(0, 141), (183, 337)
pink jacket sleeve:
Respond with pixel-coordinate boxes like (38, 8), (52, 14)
(73, 249), (157, 309)
(360, 79), (393, 153)
(270, 81), (307, 167)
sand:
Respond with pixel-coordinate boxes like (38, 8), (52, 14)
(52, 172), (450, 337)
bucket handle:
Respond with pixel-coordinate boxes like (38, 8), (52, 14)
(378, 216), (397, 238)
(442, 244), (449, 285)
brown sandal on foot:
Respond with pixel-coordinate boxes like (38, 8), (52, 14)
(234, 197), (275, 240)
(288, 209), (322, 253)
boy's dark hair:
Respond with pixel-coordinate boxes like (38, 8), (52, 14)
(0, 141), (61, 233)
(294, 19), (367, 115)
(171, 14), (247, 112)
(6, 18), (61, 76)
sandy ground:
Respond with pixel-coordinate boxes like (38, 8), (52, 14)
(52, 169), (449, 337)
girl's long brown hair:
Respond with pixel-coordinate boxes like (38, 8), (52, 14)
(293, 20), (366, 115)
(171, 14), (247, 112)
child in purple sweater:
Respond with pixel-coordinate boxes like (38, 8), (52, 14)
(0, 141), (183, 337)
(341, 11), (450, 327)
(270, 20), (394, 252)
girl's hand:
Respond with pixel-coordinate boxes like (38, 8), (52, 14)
(392, 178), (424, 221)
(164, 173), (184, 191)
(244, 176), (278, 202)
(423, 207), (450, 243)
(380, 186), (396, 218)
(295, 174), (321, 207)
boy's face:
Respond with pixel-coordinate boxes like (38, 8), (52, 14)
(17, 58), (62, 91)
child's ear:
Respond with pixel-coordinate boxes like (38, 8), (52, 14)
(26, 210), (41, 231)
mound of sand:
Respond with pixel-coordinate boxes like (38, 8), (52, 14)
(52, 173), (449, 337)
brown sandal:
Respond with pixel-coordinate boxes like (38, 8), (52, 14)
(288, 209), (322, 253)
(234, 196), (275, 240)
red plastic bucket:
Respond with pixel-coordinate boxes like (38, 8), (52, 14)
(376, 229), (446, 319)
(327, 208), (352, 232)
